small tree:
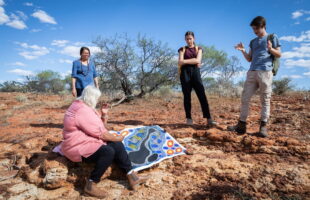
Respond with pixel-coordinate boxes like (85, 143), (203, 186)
(63, 74), (72, 90)
(272, 77), (294, 95)
(135, 34), (177, 97)
(199, 45), (243, 82)
(200, 45), (229, 77)
(203, 77), (217, 89)
(0, 81), (25, 92)
(93, 34), (135, 96)
(93, 33), (177, 100)
(25, 70), (65, 94)
(218, 56), (243, 83)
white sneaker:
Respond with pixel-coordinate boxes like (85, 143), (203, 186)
(186, 118), (193, 125)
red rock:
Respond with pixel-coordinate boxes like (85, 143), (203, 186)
(194, 130), (206, 137)
(256, 138), (275, 146)
(285, 138), (300, 146)
(206, 129), (223, 142)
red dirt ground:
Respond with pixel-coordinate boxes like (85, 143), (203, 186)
(0, 92), (309, 200)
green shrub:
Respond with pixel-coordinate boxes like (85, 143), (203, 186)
(273, 78), (294, 95)
(15, 95), (28, 102)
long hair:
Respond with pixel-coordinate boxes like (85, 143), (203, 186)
(185, 31), (196, 46)
(185, 31), (195, 38)
(77, 86), (101, 109)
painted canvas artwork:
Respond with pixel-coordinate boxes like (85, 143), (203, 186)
(110, 125), (186, 172)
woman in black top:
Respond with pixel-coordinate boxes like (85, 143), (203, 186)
(178, 31), (216, 126)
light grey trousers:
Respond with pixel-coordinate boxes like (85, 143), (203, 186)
(240, 70), (273, 123)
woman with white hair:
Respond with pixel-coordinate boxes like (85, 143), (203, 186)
(61, 86), (148, 198)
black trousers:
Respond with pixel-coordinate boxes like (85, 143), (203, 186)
(82, 142), (132, 183)
(76, 88), (83, 97)
(180, 66), (211, 119)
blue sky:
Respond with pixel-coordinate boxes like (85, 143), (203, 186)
(0, 0), (310, 89)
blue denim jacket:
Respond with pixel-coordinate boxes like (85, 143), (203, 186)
(71, 59), (98, 89)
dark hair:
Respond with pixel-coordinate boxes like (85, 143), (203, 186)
(80, 46), (90, 56)
(185, 31), (195, 38)
(250, 16), (266, 28)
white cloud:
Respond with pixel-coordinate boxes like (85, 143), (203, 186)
(291, 10), (310, 20)
(7, 13), (27, 29)
(292, 11), (303, 19)
(19, 50), (48, 59)
(32, 10), (57, 24)
(60, 70), (71, 79)
(89, 46), (101, 54)
(284, 59), (310, 68)
(282, 43), (310, 59)
(60, 45), (80, 57)
(307, 17), (310, 21)
(7, 69), (33, 76)
(281, 42), (309, 80)
(6, 18), (27, 29)
(281, 75), (303, 79)
(16, 42), (50, 60)
(24, 2), (33, 7)
(303, 71), (310, 77)
(60, 45), (101, 57)
(281, 31), (310, 71)
(18, 42), (42, 50)
(59, 59), (72, 64)
(291, 75), (302, 79)
(0, 0), (4, 6)
(280, 30), (310, 42)
(73, 42), (86, 46)
(30, 28), (41, 32)
(51, 40), (69, 47)
(10, 62), (26, 67)
(0, 7), (9, 24)
(0, 9), (27, 29)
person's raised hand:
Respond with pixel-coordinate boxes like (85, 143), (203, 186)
(235, 42), (245, 52)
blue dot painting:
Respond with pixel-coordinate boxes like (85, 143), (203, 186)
(109, 125), (186, 172)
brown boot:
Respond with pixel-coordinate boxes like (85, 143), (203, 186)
(84, 178), (107, 198)
(127, 171), (149, 190)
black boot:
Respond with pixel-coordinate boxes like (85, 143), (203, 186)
(256, 121), (268, 138)
(227, 120), (247, 135)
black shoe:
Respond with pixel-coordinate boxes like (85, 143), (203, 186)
(227, 120), (247, 134)
(186, 118), (193, 125)
(207, 118), (217, 127)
